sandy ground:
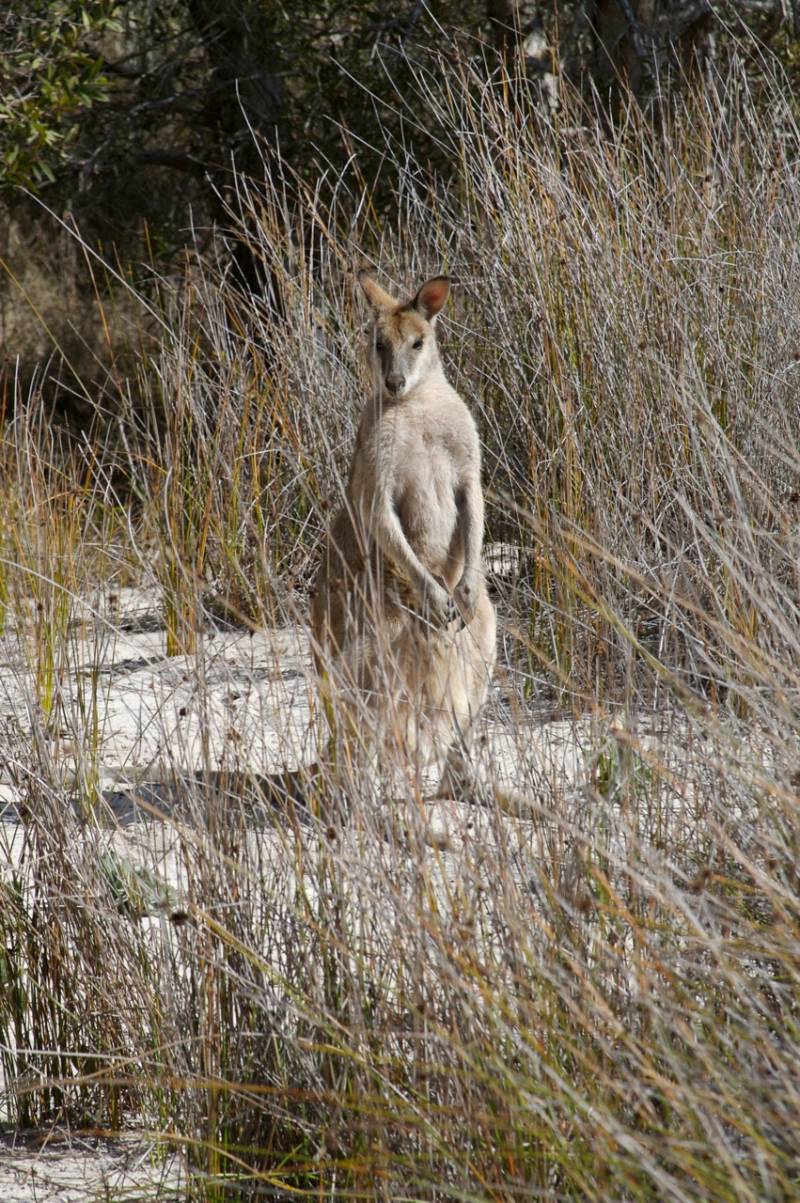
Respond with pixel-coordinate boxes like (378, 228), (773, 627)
(0, 1130), (185, 1202)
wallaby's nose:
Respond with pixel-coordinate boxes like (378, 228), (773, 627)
(385, 373), (406, 395)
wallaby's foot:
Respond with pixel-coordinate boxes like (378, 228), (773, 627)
(435, 746), (480, 802)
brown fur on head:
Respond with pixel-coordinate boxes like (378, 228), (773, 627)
(357, 269), (451, 398)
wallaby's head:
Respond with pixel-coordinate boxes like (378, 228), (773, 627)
(357, 269), (450, 399)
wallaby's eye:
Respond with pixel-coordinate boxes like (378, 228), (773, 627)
(413, 338), (423, 350)
(375, 339), (384, 353)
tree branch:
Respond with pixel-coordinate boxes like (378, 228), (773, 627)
(133, 148), (208, 175)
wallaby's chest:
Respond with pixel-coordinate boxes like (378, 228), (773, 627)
(363, 411), (462, 504)
(353, 403), (475, 572)
(359, 402), (473, 479)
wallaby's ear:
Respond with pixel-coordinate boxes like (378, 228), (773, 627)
(413, 275), (451, 322)
(357, 268), (396, 311)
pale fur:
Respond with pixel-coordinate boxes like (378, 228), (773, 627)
(310, 269), (496, 789)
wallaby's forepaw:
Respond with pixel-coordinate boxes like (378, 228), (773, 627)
(419, 582), (459, 629)
(454, 573), (479, 625)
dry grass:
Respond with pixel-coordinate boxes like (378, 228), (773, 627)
(1, 50), (800, 1201)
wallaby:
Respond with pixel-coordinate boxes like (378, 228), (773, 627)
(310, 268), (496, 793)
